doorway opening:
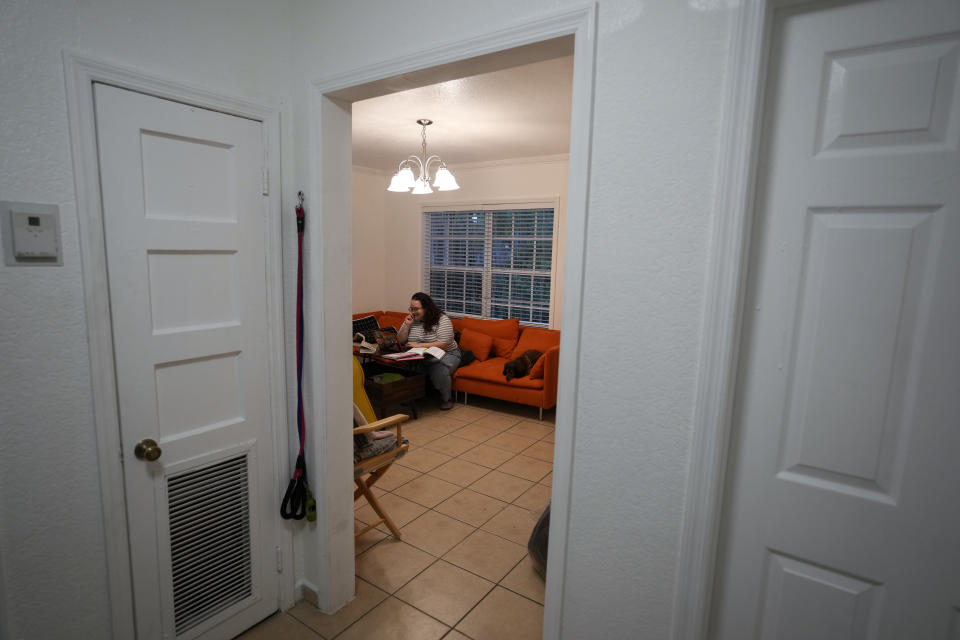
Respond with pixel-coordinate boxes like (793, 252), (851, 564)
(304, 9), (596, 639)
(348, 38), (572, 637)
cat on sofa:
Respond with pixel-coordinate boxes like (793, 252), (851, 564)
(503, 349), (543, 382)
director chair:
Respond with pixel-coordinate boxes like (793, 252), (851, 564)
(353, 357), (410, 539)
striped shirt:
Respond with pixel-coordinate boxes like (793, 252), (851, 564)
(406, 314), (459, 353)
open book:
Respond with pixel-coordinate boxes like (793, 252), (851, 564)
(380, 346), (446, 361)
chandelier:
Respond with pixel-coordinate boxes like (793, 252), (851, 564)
(387, 119), (460, 195)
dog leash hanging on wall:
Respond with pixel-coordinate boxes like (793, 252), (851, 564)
(281, 191), (317, 522)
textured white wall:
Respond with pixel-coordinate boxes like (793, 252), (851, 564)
(0, 1), (295, 637)
(0, 4), (106, 638)
(351, 168), (388, 314)
(1, 0), (733, 636)
(564, 3), (728, 635)
(293, 1), (731, 636)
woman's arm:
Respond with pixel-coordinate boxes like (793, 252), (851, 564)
(408, 340), (446, 349)
(397, 313), (414, 344)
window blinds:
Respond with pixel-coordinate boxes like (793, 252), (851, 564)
(423, 206), (555, 326)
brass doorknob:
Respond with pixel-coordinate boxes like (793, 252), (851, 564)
(134, 438), (162, 462)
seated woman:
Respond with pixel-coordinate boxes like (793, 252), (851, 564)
(397, 292), (461, 410)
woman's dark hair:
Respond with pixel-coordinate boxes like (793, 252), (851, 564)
(411, 291), (442, 332)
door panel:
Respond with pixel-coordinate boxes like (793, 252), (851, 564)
(779, 206), (941, 502)
(94, 83), (277, 639)
(712, 1), (960, 638)
(758, 553), (883, 640)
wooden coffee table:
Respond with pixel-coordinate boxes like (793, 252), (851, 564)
(357, 353), (426, 419)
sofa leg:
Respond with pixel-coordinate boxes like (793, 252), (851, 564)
(464, 393), (468, 406)
(539, 407), (543, 421)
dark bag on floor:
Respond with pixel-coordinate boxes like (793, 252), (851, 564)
(527, 502), (550, 579)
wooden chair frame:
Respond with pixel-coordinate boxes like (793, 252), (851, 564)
(354, 413), (409, 539)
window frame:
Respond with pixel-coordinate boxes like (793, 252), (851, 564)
(422, 200), (560, 328)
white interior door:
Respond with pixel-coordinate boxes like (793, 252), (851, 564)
(94, 83), (278, 639)
(712, 1), (960, 638)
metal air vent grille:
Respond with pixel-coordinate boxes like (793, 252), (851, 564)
(168, 455), (252, 636)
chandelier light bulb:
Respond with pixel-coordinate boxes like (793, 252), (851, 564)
(411, 178), (433, 195)
(388, 167), (415, 191)
(387, 173), (407, 192)
(433, 166), (460, 191)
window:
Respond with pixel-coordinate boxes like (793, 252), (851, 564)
(423, 206), (555, 326)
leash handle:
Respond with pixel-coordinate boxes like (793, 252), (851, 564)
(280, 476), (306, 520)
(281, 454), (309, 520)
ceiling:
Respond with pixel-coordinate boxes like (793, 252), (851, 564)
(351, 55), (574, 173)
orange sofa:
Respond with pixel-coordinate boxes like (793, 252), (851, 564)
(353, 312), (560, 417)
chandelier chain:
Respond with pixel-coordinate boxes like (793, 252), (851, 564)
(421, 123), (428, 161)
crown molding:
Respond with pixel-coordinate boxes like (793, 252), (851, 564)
(354, 153), (571, 176)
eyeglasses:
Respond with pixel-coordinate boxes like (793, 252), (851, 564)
(408, 306), (421, 313)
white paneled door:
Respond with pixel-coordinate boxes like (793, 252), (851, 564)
(95, 84), (278, 639)
(712, 1), (960, 638)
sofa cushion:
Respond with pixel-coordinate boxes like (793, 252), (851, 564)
(354, 437), (409, 476)
(459, 328), (493, 361)
(378, 311), (408, 330)
(453, 358), (506, 382)
(511, 327), (560, 359)
(453, 357), (544, 389)
(460, 317), (520, 341)
(508, 376), (544, 389)
(492, 336), (518, 358)
(529, 345), (556, 380)
(529, 354), (545, 379)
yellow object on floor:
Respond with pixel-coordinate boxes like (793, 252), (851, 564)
(353, 356), (377, 423)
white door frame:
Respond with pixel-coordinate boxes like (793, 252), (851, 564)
(63, 51), (295, 638)
(671, 1), (857, 638)
(305, 5), (597, 635)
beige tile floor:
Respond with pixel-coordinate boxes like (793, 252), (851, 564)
(237, 396), (554, 640)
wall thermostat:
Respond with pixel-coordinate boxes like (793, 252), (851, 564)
(2, 201), (62, 266)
